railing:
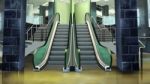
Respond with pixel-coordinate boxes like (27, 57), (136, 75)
(26, 25), (38, 40)
(138, 39), (145, 71)
(33, 13), (60, 71)
(91, 17), (115, 42)
(73, 13), (81, 70)
(64, 14), (72, 70)
(86, 13), (112, 71)
(26, 16), (54, 41)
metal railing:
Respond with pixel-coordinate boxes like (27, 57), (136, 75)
(86, 13), (112, 71)
(26, 16), (54, 41)
(73, 13), (81, 71)
(26, 25), (38, 40)
(91, 17), (115, 42)
(64, 14), (72, 70)
(138, 39), (146, 71)
(33, 13), (60, 70)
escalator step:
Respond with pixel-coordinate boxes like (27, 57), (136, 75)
(48, 61), (64, 65)
(55, 35), (68, 38)
(77, 38), (91, 41)
(81, 61), (97, 65)
(53, 42), (67, 46)
(78, 42), (92, 46)
(80, 50), (95, 55)
(53, 38), (68, 42)
(78, 46), (93, 49)
(50, 51), (64, 55)
(49, 56), (64, 61)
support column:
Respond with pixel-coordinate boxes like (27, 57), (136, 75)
(91, 2), (96, 20)
(48, 2), (54, 21)
(2, 0), (26, 71)
(39, 6), (47, 24)
(0, 0), (4, 70)
(115, 0), (139, 72)
(102, 5), (109, 16)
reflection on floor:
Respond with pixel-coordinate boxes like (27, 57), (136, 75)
(0, 54), (150, 84)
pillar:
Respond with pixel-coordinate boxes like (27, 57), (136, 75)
(26, 4), (33, 17)
(48, 2), (54, 21)
(39, 6), (47, 24)
(91, 2), (96, 20)
(102, 5), (109, 16)
(0, 0), (4, 70)
(115, 0), (139, 72)
(2, 0), (26, 71)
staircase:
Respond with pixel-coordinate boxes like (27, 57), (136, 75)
(29, 24), (48, 41)
(47, 25), (69, 68)
(76, 25), (97, 68)
(95, 28), (113, 42)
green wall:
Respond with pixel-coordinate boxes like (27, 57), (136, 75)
(55, 0), (70, 24)
(75, 0), (90, 25)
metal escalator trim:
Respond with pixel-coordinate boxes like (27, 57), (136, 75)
(86, 13), (112, 71)
(66, 25), (73, 67)
(34, 13), (60, 70)
(73, 13), (81, 70)
(64, 14), (72, 70)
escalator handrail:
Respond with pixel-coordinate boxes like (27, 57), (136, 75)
(34, 13), (60, 70)
(85, 13), (111, 71)
(64, 14), (72, 69)
(73, 13), (81, 68)
(91, 16), (115, 42)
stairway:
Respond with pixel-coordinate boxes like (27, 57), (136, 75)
(30, 24), (48, 41)
(95, 26), (113, 42)
(47, 24), (69, 68)
(76, 25), (97, 68)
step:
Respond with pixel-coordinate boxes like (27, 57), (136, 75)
(52, 46), (67, 50)
(49, 56), (64, 61)
(78, 42), (92, 46)
(77, 38), (91, 41)
(55, 35), (68, 38)
(77, 35), (90, 38)
(77, 32), (89, 35)
(76, 28), (88, 32)
(50, 51), (64, 55)
(53, 38), (68, 42)
(55, 32), (68, 35)
(52, 42), (67, 46)
(80, 55), (96, 60)
(78, 46), (93, 49)
(57, 29), (68, 32)
(80, 50), (95, 55)
(81, 61), (97, 65)
(48, 61), (64, 65)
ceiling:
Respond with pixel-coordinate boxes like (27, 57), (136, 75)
(96, 0), (115, 9)
(27, 0), (115, 15)
(27, 0), (115, 7)
(27, 0), (53, 7)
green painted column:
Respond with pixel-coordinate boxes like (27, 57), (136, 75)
(55, 0), (70, 24)
(75, 0), (90, 25)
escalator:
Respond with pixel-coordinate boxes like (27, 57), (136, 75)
(33, 13), (69, 70)
(48, 24), (69, 67)
(76, 14), (112, 71)
(76, 25), (97, 66)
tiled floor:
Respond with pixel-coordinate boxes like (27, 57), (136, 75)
(0, 54), (150, 84)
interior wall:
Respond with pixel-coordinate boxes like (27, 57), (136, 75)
(55, 0), (70, 24)
(75, 0), (90, 25)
